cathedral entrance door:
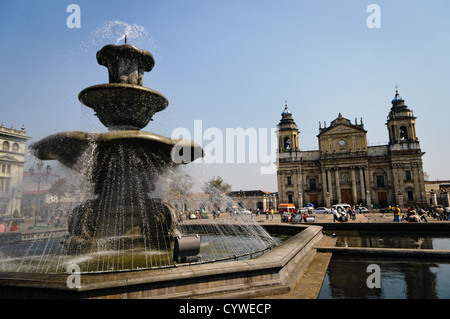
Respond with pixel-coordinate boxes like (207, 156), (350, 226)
(378, 192), (387, 207)
(341, 189), (353, 204)
(309, 193), (318, 207)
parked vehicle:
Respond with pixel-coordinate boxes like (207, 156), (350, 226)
(314, 207), (331, 214)
(332, 204), (351, 212)
(358, 207), (369, 213)
(278, 203), (296, 214)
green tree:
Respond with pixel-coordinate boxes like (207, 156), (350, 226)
(203, 176), (232, 211)
(203, 176), (231, 194)
(166, 174), (194, 201)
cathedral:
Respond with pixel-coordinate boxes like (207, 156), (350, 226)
(276, 90), (426, 208)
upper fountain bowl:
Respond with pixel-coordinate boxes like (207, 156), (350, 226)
(78, 44), (168, 130)
(79, 83), (168, 130)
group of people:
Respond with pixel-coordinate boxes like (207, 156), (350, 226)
(332, 206), (358, 222)
(427, 205), (450, 221)
(390, 205), (450, 223)
(0, 222), (18, 232)
(280, 208), (314, 223)
(263, 208), (275, 221)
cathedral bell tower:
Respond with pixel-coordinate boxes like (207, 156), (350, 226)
(386, 89), (420, 152)
(386, 88), (426, 206)
(277, 102), (299, 153)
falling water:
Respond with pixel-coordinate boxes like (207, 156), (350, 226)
(0, 143), (276, 274)
(87, 20), (150, 46)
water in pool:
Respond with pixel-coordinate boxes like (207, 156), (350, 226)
(319, 231), (450, 299)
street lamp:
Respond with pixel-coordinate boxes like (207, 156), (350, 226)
(29, 161), (52, 226)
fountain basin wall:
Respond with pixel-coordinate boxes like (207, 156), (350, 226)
(0, 224), (323, 299)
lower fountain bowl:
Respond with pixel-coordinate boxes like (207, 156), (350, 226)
(29, 130), (204, 173)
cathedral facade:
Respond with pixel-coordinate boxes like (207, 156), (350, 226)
(276, 90), (426, 208)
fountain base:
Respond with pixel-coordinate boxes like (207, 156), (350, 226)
(0, 225), (324, 299)
(65, 199), (176, 254)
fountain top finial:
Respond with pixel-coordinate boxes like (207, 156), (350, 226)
(96, 44), (155, 85)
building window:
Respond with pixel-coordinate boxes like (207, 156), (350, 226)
(284, 137), (291, 150)
(399, 126), (408, 140)
(376, 175), (385, 188)
(407, 190), (414, 201)
(0, 180), (8, 192)
(288, 194), (293, 203)
(286, 176), (292, 186)
(405, 170), (411, 181)
(309, 178), (317, 190)
(2, 141), (9, 151)
(12, 143), (19, 152)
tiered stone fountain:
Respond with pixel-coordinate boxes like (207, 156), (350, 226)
(31, 43), (203, 255)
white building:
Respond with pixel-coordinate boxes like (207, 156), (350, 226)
(0, 123), (31, 217)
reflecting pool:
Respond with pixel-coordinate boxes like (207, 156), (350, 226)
(328, 230), (450, 250)
(319, 256), (450, 299)
(319, 230), (450, 299)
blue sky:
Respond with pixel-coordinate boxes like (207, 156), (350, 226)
(1, 1), (449, 192)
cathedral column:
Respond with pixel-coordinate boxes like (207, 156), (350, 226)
(335, 169), (341, 203)
(351, 168), (357, 205)
(413, 163), (425, 203)
(359, 167), (366, 204)
(292, 169), (299, 204)
(327, 169), (333, 204)
(298, 167), (304, 208)
(392, 164), (402, 206)
(364, 167), (372, 205)
(277, 171), (286, 203)
(321, 168), (327, 206)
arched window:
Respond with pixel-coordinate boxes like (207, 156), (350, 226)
(399, 126), (408, 140)
(284, 137), (291, 150)
(12, 143), (19, 152)
(309, 178), (317, 190)
(2, 141), (9, 151)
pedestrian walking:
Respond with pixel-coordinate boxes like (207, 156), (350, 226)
(332, 208), (339, 222)
(393, 205), (401, 222)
